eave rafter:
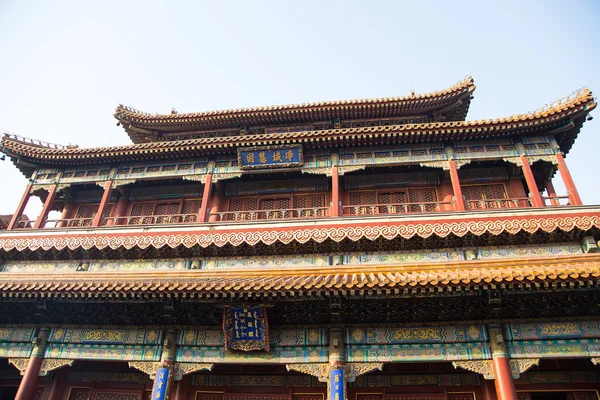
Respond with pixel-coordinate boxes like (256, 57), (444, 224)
(1, 253), (599, 299)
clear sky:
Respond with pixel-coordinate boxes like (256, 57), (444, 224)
(1, 0), (599, 218)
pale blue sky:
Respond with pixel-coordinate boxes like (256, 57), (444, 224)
(1, 0), (599, 218)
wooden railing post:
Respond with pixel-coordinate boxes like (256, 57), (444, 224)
(7, 184), (32, 230)
(545, 180), (560, 206)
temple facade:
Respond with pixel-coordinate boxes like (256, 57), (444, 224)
(1, 77), (599, 400)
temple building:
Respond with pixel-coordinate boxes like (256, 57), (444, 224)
(1, 77), (600, 400)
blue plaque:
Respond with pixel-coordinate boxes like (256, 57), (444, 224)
(238, 145), (303, 170)
(150, 367), (170, 400)
(330, 368), (344, 400)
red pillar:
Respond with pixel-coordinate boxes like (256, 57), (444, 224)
(555, 153), (582, 205)
(111, 188), (130, 226)
(331, 166), (340, 217)
(33, 185), (59, 229)
(489, 325), (517, 400)
(519, 156), (544, 207)
(208, 189), (222, 223)
(492, 357), (517, 400)
(15, 328), (49, 400)
(448, 160), (465, 211)
(92, 181), (113, 227)
(483, 380), (498, 400)
(545, 180), (560, 206)
(8, 184), (32, 230)
(172, 375), (189, 400)
(198, 174), (213, 222)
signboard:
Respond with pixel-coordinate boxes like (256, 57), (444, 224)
(223, 305), (270, 351)
(237, 145), (303, 170)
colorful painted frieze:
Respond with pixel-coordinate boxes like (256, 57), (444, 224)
(346, 325), (487, 345)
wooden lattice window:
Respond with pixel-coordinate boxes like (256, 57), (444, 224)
(409, 188), (437, 212)
(69, 389), (91, 400)
(71, 204), (97, 227)
(463, 184), (508, 209)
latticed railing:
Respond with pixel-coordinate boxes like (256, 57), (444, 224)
(211, 207), (330, 222)
(342, 200), (453, 216)
(465, 198), (530, 210)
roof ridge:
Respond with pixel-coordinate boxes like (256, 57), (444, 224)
(115, 76), (475, 120)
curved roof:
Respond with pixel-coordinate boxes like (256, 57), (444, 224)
(115, 76), (476, 143)
(2, 87), (594, 176)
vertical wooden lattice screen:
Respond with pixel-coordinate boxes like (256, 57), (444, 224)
(463, 184), (508, 209)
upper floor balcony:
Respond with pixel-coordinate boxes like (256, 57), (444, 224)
(4, 153), (582, 232)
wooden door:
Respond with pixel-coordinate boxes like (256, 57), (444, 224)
(229, 197), (259, 221)
(463, 184), (507, 209)
(259, 197), (291, 219)
(71, 204), (97, 227)
(295, 194), (326, 217)
(154, 202), (181, 224)
(349, 191), (377, 215)
(408, 188), (438, 212)
(129, 202), (155, 224)
(378, 191), (408, 214)
(182, 199), (202, 222)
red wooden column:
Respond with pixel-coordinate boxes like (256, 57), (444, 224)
(448, 160), (465, 211)
(545, 180), (560, 206)
(555, 152), (582, 205)
(331, 166), (340, 217)
(198, 174), (213, 222)
(8, 184), (32, 230)
(488, 325), (517, 400)
(92, 180), (113, 227)
(208, 188), (222, 223)
(15, 328), (50, 400)
(519, 156), (544, 207)
(34, 185), (59, 229)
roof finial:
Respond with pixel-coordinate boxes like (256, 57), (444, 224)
(171, 108), (178, 115)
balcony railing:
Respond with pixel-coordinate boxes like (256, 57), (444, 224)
(7, 196), (576, 230)
(342, 200), (453, 216)
(465, 197), (530, 210)
(210, 207), (330, 222)
(543, 195), (571, 206)
(104, 213), (198, 226)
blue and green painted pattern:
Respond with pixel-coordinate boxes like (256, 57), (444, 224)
(347, 325), (487, 345)
(193, 374), (321, 387)
(507, 339), (600, 359)
(49, 328), (163, 345)
(44, 343), (161, 361)
(0, 342), (33, 358)
(176, 346), (328, 364)
(178, 328), (327, 347)
(0, 328), (37, 343)
(346, 343), (491, 362)
(505, 321), (600, 341)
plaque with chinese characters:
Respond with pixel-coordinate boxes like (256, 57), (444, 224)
(223, 305), (270, 351)
(237, 145), (303, 170)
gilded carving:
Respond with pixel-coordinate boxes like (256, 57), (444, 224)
(345, 363), (384, 382)
(527, 155), (558, 165)
(591, 357), (600, 365)
(452, 360), (495, 379)
(301, 167), (331, 176)
(212, 173), (242, 183)
(172, 363), (214, 380)
(286, 363), (383, 383)
(286, 363), (330, 382)
(510, 358), (539, 378)
(83, 330), (126, 342)
(128, 361), (162, 379)
(502, 157), (523, 167)
(9, 358), (73, 376)
(338, 165), (366, 175)
(537, 323), (580, 336)
(419, 161), (450, 170)
(112, 179), (137, 188)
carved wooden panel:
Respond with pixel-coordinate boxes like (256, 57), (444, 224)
(196, 393), (224, 400)
(447, 394), (475, 400)
(293, 395), (323, 400)
(69, 389), (92, 400)
(385, 395), (445, 400)
(572, 393), (598, 400)
(90, 392), (140, 400)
